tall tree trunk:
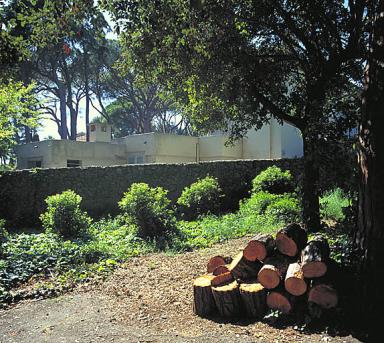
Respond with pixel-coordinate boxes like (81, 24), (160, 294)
(58, 82), (68, 140)
(84, 51), (90, 142)
(354, 0), (384, 334)
(302, 133), (321, 232)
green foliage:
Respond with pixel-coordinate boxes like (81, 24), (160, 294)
(252, 166), (294, 194)
(119, 183), (176, 239)
(0, 81), (40, 163)
(177, 176), (223, 220)
(0, 219), (7, 257)
(264, 197), (301, 224)
(320, 188), (351, 222)
(239, 191), (279, 216)
(40, 190), (91, 238)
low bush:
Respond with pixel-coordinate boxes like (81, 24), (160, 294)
(40, 190), (91, 238)
(239, 191), (279, 216)
(264, 196), (301, 223)
(320, 188), (351, 222)
(177, 176), (223, 220)
(119, 183), (176, 239)
(252, 166), (295, 194)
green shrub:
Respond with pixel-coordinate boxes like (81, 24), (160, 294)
(239, 191), (279, 216)
(177, 176), (223, 219)
(40, 190), (91, 238)
(320, 188), (351, 222)
(119, 183), (175, 239)
(264, 196), (301, 223)
(252, 166), (294, 194)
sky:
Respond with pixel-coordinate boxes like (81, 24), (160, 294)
(38, 6), (116, 139)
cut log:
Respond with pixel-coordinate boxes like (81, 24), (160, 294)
(212, 265), (230, 276)
(239, 280), (267, 319)
(258, 254), (291, 289)
(228, 252), (262, 280)
(285, 262), (307, 296)
(276, 223), (308, 257)
(307, 260), (338, 309)
(267, 288), (295, 314)
(301, 235), (330, 278)
(207, 256), (226, 273)
(243, 234), (275, 262)
(211, 272), (234, 287)
(308, 282), (338, 309)
(193, 274), (216, 317)
(212, 280), (241, 317)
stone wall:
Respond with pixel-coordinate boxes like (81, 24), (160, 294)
(0, 159), (303, 228)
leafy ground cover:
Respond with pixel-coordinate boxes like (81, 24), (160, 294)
(0, 167), (353, 308)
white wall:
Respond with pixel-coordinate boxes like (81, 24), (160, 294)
(199, 135), (242, 161)
(280, 122), (303, 158)
(243, 123), (272, 159)
(154, 133), (198, 163)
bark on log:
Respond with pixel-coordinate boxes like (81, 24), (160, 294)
(212, 280), (241, 317)
(285, 262), (307, 296)
(243, 234), (275, 262)
(229, 252), (262, 280)
(212, 265), (230, 276)
(211, 272), (234, 287)
(239, 280), (267, 319)
(276, 223), (308, 257)
(193, 274), (216, 317)
(267, 288), (295, 314)
(207, 256), (226, 273)
(301, 235), (330, 278)
(258, 254), (291, 289)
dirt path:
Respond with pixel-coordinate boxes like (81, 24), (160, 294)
(0, 238), (362, 343)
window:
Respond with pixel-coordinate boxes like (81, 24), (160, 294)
(90, 124), (96, 132)
(101, 125), (107, 132)
(67, 160), (82, 168)
(27, 160), (42, 168)
(127, 153), (145, 164)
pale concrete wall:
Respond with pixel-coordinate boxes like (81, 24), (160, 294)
(281, 122), (303, 158)
(89, 123), (112, 143)
(115, 133), (156, 163)
(16, 140), (126, 169)
(198, 135), (242, 161)
(153, 133), (198, 163)
(243, 123), (272, 159)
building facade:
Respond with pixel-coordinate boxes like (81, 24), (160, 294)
(15, 119), (303, 169)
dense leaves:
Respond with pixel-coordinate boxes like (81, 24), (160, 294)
(119, 183), (176, 239)
(40, 190), (91, 238)
(177, 176), (223, 220)
(252, 166), (295, 194)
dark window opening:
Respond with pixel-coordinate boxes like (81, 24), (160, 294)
(67, 160), (82, 168)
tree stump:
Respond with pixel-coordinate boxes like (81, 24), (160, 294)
(212, 280), (241, 317)
(193, 274), (216, 317)
(243, 234), (275, 262)
(258, 254), (291, 289)
(229, 252), (262, 280)
(285, 262), (307, 296)
(239, 280), (267, 319)
(276, 223), (307, 257)
(301, 235), (330, 278)
(267, 288), (295, 314)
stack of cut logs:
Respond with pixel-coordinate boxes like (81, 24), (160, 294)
(193, 223), (338, 319)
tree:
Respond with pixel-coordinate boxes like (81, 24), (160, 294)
(0, 82), (40, 166)
(3, 0), (110, 140)
(102, 0), (365, 231)
(354, 0), (384, 334)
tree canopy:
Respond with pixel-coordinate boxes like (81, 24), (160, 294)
(102, 0), (367, 230)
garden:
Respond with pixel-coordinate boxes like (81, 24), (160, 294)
(0, 166), (353, 313)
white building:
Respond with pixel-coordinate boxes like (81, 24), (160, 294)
(15, 119), (303, 169)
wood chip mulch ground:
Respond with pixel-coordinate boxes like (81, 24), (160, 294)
(101, 237), (361, 342)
